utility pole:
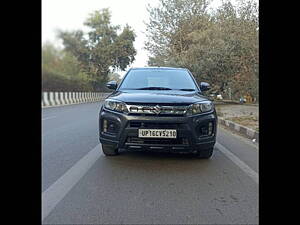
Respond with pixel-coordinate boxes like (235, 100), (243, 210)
(228, 87), (232, 100)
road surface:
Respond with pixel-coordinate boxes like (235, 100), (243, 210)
(42, 102), (258, 224)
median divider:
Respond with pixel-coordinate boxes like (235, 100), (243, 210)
(42, 92), (111, 108)
(64, 92), (70, 104)
(59, 92), (65, 105)
(49, 92), (55, 106)
(42, 92), (50, 107)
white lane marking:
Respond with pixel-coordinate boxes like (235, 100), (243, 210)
(215, 142), (258, 184)
(42, 144), (102, 221)
(42, 116), (56, 121)
(42, 141), (258, 220)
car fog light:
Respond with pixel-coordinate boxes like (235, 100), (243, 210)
(208, 122), (213, 135)
(103, 119), (108, 132)
(108, 122), (116, 132)
(201, 126), (208, 135)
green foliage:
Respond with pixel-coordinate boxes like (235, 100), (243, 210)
(108, 72), (121, 83)
(57, 8), (136, 81)
(145, 0), (258, 100)
(42, 42), (93, 91)
(42, 9), (136, 92)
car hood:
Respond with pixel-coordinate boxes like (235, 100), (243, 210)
(107, 90), (209, 104)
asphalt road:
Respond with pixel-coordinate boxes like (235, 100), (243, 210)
(42, 102), (258, 224)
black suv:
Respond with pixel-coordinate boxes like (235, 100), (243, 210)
(99, 67), (217, 158)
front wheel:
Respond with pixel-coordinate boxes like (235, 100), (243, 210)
(101, 144), (119, 156)
(196, 147), (214, 159)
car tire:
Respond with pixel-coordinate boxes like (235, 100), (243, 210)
(196, 147), (214, 159)
(101, 144), (119, 156)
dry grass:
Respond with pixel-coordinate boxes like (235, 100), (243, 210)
(215, 105), (224, 117)
(226, 116), (259, 131)
(215, 104), (259, 131)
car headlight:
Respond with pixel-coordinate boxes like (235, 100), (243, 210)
(186, 101), (214, 115)
(104, 99), (129, 113)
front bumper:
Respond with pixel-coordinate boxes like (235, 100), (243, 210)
(99, 108), (217, 153)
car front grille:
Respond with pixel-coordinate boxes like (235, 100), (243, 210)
(126, 137), (189, 145)
(126, 103), (190, 116)
(129, 121), (184, 129)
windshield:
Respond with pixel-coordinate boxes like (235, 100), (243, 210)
(118, 69), (198, 91)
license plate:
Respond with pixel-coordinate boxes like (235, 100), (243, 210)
(138, 129), (177, 138)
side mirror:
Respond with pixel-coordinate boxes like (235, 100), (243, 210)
(199, 82), (210, 92)
(106, 81), (118, 90)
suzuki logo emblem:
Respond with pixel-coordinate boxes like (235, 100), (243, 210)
(153, 105), (161, 114)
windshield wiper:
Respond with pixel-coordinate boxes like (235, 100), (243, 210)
(135, 87), (172, 90)
(177, 88), (196, 91)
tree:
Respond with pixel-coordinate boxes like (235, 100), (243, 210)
(145, 0), (212, 65)
(145, 0), (258, 100)
(58, 8), (136, 86)
(42, 42), (92, 91)
(108, 72), (121, 83)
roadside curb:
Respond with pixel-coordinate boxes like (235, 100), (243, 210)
(218, 117), (259, 142)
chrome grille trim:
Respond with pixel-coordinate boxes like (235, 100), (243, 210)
(126, 104), (189, 115)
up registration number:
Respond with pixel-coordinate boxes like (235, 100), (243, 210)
(138, 129), (177, 138)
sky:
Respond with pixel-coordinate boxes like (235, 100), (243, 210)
(42, 0), (233, 77)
